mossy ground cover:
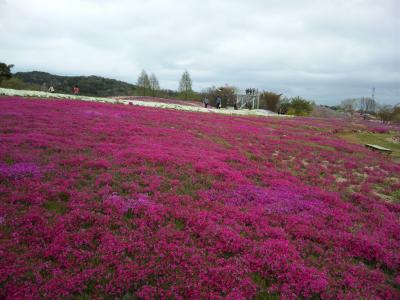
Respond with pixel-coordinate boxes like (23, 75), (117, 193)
(1, 97), (399, 299)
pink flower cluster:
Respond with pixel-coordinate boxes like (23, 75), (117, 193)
(103, 193), (152, 214)
(363, 123), (392, 134)
(0, 96), (399, 299)
(0, 162), (41, 180)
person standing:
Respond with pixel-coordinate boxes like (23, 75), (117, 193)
(216, 96), (222, 109)
(73, 85), (80, 95)
(203, 97), (209, 108)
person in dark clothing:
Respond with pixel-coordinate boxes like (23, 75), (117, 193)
(216, 96), (222, 109)
(203, 97), (209, 108)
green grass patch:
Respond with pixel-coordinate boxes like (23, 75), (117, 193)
(174, 218), (185, 230)
(339, 132), (400, 162)
(299, 125), (332, 132)
(289, 140), (336, 151)
(42, 200), (68, 214)
(245, 151), (264, 162)
(1, 154), (15, 165)
(209, 136), (232, 148)
(252, 273), (279, 300)
(177, 173), (213, 197)
(389, 189), (400, 202)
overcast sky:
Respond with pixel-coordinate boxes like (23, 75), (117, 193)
(0, 0), (399, 105)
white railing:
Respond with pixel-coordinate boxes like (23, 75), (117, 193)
(236, 94), (260, 109)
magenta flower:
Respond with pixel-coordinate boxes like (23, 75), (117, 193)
(0, 96), (399, 299)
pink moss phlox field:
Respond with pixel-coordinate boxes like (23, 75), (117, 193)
(1, 96), (400, 299)
(0, 162), (42, 180)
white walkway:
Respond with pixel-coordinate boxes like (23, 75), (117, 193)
(0, 88), (283, 117)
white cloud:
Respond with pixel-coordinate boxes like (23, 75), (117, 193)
(0, 0), (399, 104)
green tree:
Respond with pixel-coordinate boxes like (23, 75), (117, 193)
(0, 77), (40, 90)
(0, 62), (14, 84)
(392, 105), (400, 123)
(202, 85), (237, 108)
(220, 86), (238, 107)
(287, 97), (314, 116)
(137, 70), (150, 96)
(259, 91), (282, 112)
(179, 70), (193, 100)
(277, 97), (291, 114)
(149, 73), (160, 97)
(377, 105), (394, 123)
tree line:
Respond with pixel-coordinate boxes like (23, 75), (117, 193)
(1, 67), (137, 97)
(340, 97), (400, 123)
(1, 62), (315, 116)
(136, 69), (194, 100)
(199, 86), (314, 116)
(2, 62), (398, 119)
(138, 70), (314, 116)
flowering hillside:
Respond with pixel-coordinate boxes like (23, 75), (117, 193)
(0, 88), (279, 117)
(1, 96), (399, 299)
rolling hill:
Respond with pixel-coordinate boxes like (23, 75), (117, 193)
(14, 71), (137, 97)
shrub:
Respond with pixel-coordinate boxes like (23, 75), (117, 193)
(277, 97), (291, 114)
(202, 85), (238, 108)
(378, 106), (395, 124)
(0, 62), (13, 83)
(288, 97), (314, 116)
(392, 106), (400, 123)
(0, 77), (40, 91)
(259, 91), (282, 112)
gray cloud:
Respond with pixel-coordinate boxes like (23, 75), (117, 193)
(0, 0), (399, 105)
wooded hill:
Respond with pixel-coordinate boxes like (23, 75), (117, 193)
(13, 71), (136, 97)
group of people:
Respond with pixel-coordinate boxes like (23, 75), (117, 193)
(202, 96), (222, 109)
(44, 84), (80, 95)
(245, 88), (257, 95)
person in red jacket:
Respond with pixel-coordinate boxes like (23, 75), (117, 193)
(73, 85), (80, 95)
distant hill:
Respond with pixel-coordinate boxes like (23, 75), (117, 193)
(14, 71), (137, 97)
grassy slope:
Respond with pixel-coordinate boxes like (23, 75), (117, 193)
(339, 132), (400, 162)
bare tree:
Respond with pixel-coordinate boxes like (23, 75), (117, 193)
(179, 70), (193, 100)
(137, 70), (150, 96)
(393, 105), (400, 123)
(377, 105), (393, 124)
(340, 98), (358, 118)
(359, 97), (376, 114)
(149, 73), (160, 97)
(202, 85), (237, 108)
(259, 91), (282, 112)
(359, 97), (367, 112)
